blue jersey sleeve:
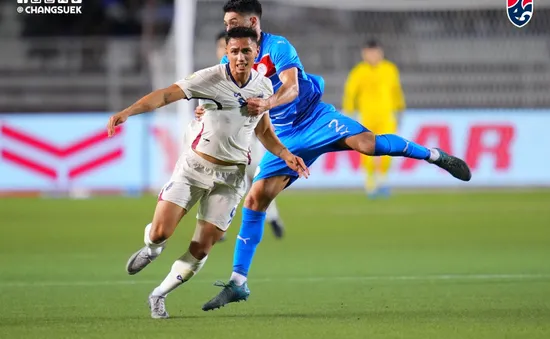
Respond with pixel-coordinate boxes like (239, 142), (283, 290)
(270, 38), (303, 75)
(220, 55), (229, 64)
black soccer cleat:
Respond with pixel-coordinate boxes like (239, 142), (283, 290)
(432, 148), (472, 182)
(202, 281), (250, 311)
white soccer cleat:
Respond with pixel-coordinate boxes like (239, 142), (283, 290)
(126, 247), (157, 275)
(148, 294), (169, 319)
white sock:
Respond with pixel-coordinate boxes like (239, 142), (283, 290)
(265, 200), (281, 223)
(144, 223), (167, 257)
(230, 272), (247, 286)
(428, 148), (441, 163)
(151, 251), (207, 297)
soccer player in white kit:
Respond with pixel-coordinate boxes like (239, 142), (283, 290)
(214, 30), (285, 239)
(106, 27), (309, 319)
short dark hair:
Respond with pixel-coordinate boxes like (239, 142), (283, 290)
(225, 27), (259, 44)
(364, 38), (382, 49)
(223, 0), (262, 18)
(216, 30), (226, 42)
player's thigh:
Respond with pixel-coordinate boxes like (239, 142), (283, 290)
(197, 184), (244, 232)
(246, 175), (289, 211)
(153, 181), (206, 237)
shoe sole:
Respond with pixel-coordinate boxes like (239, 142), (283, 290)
(202, 297), (248, 312)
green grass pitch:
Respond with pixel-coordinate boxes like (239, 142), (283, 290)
(1, 190), (549, 339)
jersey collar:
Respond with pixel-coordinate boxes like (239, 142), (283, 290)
(225, 63), (252, 89)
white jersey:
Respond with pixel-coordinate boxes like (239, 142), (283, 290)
(175, 64), (274, 165)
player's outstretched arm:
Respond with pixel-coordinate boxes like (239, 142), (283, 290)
(107, 84), (186, 137)
(254, 114), (309, 178)
(247, 68), (299, 115)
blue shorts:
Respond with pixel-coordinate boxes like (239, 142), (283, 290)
(254, 102), (369, 188)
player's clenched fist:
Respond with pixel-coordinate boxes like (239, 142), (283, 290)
(246, 98), (271, 116)
(107, 112), (128, 137)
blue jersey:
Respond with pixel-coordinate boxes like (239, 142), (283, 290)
(221, 32), (323, 131)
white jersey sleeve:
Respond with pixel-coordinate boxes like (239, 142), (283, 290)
(175, 66), (221, 103)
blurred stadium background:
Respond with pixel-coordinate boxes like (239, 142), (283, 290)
(1, 0), (549, 194)
(1, 1), (550, 338)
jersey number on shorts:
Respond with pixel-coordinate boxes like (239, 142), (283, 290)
(328, 119), (350, 136)
(227, 206), (237, 225)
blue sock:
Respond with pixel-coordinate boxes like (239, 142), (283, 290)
(232, 207), (266, 277)
(374, 134), (430, 160)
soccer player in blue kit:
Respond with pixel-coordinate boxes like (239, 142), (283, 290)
(202, 0), (471, 311)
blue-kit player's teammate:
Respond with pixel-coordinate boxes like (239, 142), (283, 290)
(200, 0), (471, 310)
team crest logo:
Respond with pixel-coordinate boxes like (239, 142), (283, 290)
(507, 0), (533, 28)
(257, 63), (268, 76)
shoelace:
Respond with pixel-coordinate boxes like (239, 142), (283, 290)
(213, 280), (231, 288)
(152, 297), (166, 313)
(139, 250), (153, 262)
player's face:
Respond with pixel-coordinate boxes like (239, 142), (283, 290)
(216, 37), (227, 60)
(362, 47), (384, 65)
(224, 12), (256, 30)
(226, 37), (259, 74)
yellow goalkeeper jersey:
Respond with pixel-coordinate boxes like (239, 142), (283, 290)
(342, 60), (405, 124)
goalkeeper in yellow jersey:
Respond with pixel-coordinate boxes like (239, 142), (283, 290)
(342, 39), (405, 198)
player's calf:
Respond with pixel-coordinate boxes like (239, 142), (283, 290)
(147, 220), (223, 318)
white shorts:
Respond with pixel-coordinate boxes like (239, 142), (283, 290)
(247, 135), (267, 179)
(158, 150), (247, 231)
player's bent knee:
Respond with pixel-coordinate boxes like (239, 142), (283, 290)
(347, 132), (376, 156)
(243, 188), (272, 211)
(149, 222), (173, 243)
(243, 193), (261, 211)
(244, 177), (287, 211)
(188, 220), (224, 259)
(189, 241), (210, 260)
